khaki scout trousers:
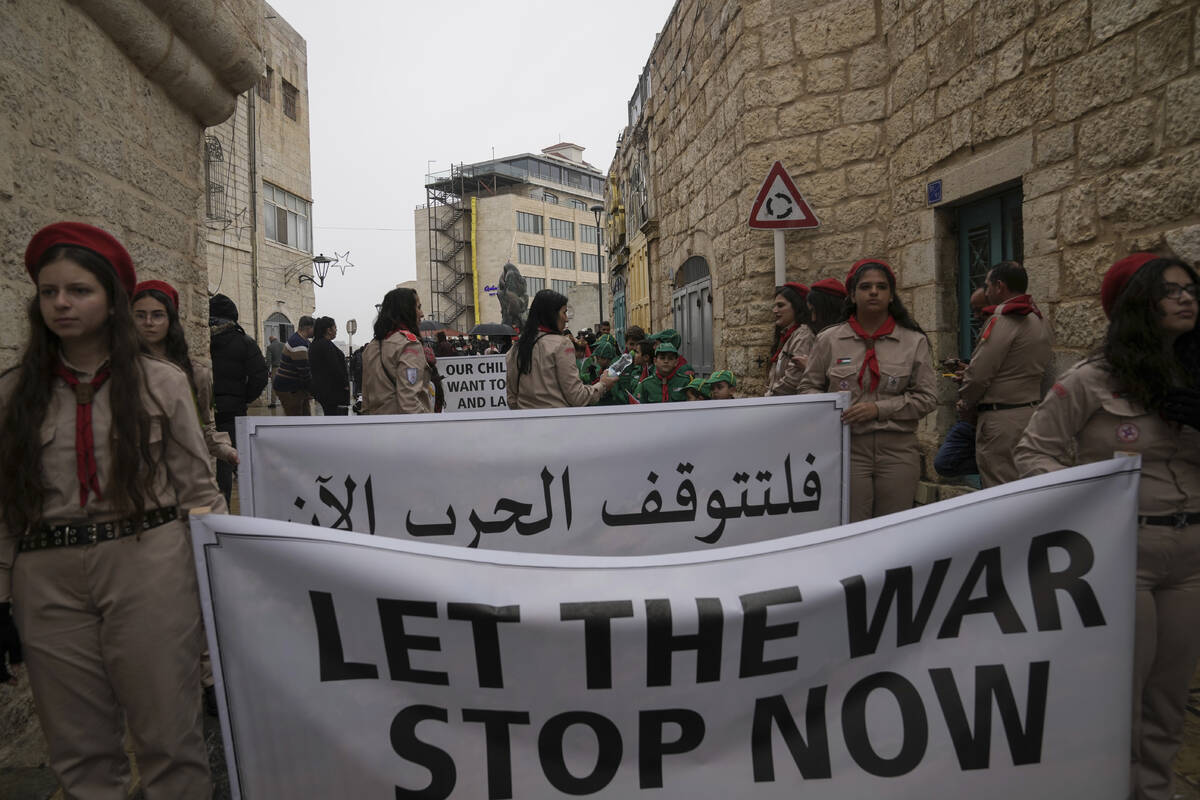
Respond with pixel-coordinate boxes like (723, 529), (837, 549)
(275, 387), (311, 416)
(975, 405), (1036, 488)
(849, 430), (921, 522)
(13, 520), (211, 800)
(1132, 521), (1200, 800)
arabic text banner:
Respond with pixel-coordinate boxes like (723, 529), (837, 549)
(195, 457), (1137, 799)
(236, 396), (849, 555)
(439, 354), (508, 412)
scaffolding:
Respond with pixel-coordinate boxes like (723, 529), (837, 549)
(424, 161), (528, 330)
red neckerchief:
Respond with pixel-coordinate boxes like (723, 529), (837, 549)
(537, 325), (557, 334)
(983, 294), (1042, 318)
(770, 324), (797, 363)
(847, 315), (895, 392)
(656, 365), (681, 402)
(52, 361), (112, 506)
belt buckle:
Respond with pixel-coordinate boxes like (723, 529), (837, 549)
(1174, 512), (1189, 529)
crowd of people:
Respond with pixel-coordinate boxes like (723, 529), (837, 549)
(0, 220), (1196, 799)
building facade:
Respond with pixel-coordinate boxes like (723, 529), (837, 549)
(607, 0), (1200, 486)
(414, 143), (609, 334)
(204, 3), (315, 348)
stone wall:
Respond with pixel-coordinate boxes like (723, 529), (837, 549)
(614, 0), (1200, 466)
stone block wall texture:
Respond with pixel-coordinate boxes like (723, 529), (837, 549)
(616, 0), (1199, 429)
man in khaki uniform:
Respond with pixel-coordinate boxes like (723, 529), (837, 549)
(958, 261), (1052, 487)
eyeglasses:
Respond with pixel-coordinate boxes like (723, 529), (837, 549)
(133, 310), (168, 323)
(1162, 282), (1199, 300)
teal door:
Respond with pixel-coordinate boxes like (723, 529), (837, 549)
(955, 188), (1023, 358)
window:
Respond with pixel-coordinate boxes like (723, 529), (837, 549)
(549, 218), (574, 240)
(204, 135), (227, 221)
(581, 253), (603, 273)
(581, 224), (604, 245)
(516, 211), (543, 234)
(543, 192), (558, 205)
(550, 249), (575, 270)
(281, 79), (298, 120)
(258, 67), (273, 102)
(526, 276), (545, 294)
(569, 199), (587, 210)
(263, 182), (312, 252)
(552, 279), (574, 294)
(517, 243), (544, 266)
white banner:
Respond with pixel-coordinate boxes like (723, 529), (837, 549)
(236, 396), (850, 555)
(439, 355), (509, 412)
(195, 457), (1137, 799)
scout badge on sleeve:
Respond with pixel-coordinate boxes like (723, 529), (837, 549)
(405, 367), (419, 385)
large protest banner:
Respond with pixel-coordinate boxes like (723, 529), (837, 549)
(236, 395), (849, 554)
(195, 457), (1137, 799)
(439, 354), (509, 412)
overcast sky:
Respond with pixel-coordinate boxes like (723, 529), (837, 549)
(266, 0), (678, 337)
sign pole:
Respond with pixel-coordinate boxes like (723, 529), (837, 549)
(774, 229), (786, 287)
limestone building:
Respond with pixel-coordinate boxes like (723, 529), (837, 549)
(203, 3), (316, 347)
(606, 0), (1200, 482)
(414, 143), (609, 334)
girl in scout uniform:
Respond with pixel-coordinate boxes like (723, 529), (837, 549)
(799, 259), (937, 522)
(506, 290), (617, 409)
(362, 287), (444, 414)
(0, 222), (224, 798)
(1015, 254), (1200, 800)
(765, 282), (815, 395)
(133, 280), (238, 465)
(807, 277), (848, 334)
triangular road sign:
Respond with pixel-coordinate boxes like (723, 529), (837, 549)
(748, 161), (820, 229)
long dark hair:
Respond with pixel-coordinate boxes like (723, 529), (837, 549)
(0, 245), (159, 535)
(842, 263), (925, 334)
(1104, 257), (1200, 411)
(808, 290), (844, 334)
(516, 289), (568, 375)
(132, 287), (197, 397)
(374, 288), (419, 341)
(771, 285), (811, 353)
(371, 287), (445, 411)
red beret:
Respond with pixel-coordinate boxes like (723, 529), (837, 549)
(25, 222), (136, 298)
(133, 279), (179, 310)
(810, 277), (849, 298)
(781, 281), (810, 299)
(846, 258), (895, 292)
(1101, 253), (1159, 319)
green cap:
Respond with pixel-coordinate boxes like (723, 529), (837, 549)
(706, 370), (737, 387)
(687, 377), (711, 397)
(654, 341), (679, 355)
(649, 328), (682, 349)
(591, 340), (618, 360)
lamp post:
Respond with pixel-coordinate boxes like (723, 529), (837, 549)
(590, 205), (604, 332)
(298, 253), (334, 287)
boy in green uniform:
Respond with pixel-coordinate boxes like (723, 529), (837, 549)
(579, 340), (623, 405)
(647, 329), (694, 377)
(617, 340), (654, 403)
(636, 342), (692, 403)
(684, 376), (711, 401)
(705, 370), (738, 400)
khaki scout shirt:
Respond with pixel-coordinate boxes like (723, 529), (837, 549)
(361, 332), (432, 415)
(506, 333), (606, 410)
(799, 321), (938, 435)
(959, 304), (1052, 410)
(192, 361), (236, 461)
(765, 325), (816, 396)
(0, 354), (227, 602)
(1015, 358), (1200, 515)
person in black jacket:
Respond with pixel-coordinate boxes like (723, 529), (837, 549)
(310, 316), (349, 415)
(208, 294), (268, 503)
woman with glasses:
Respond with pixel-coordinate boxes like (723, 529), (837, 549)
(1016, 254), (1200, 800)
(507, 290), (617, 409)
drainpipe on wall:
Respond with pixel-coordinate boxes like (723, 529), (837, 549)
(247, 90), (260, 342)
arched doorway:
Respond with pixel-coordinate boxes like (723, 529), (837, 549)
(264, 311), (293, 345)
(671, 256), (713, 374)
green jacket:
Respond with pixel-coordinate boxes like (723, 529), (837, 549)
(636, 367), (691, 403)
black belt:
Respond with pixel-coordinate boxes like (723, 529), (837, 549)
(977, 400), (1039, 413)
(19, 507), (179, 553)
(1139, 512), (1200, 529)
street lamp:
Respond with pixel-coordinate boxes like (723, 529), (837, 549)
(298, 253), (334, 287)
(590, 204), (604, 332)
